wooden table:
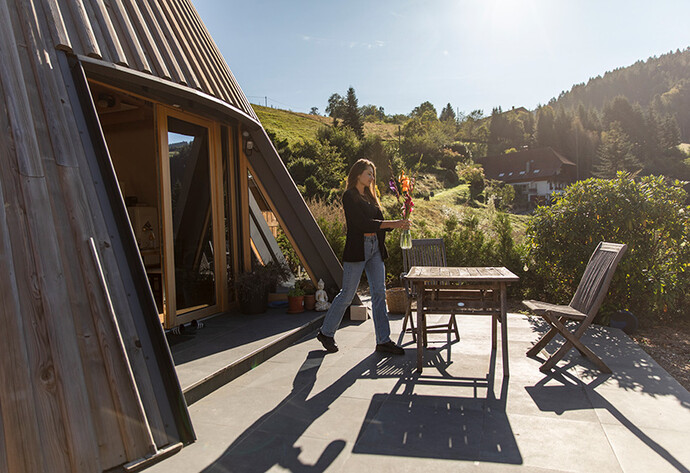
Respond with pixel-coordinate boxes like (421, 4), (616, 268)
(404, 266), (519, 375)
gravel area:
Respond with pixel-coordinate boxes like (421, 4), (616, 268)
(632, 320), (690, 392)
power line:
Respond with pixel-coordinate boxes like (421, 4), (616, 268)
(246, 95), (307, 112)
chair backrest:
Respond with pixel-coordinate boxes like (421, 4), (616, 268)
(569, 242), (627, 318)
(402, 238), (447, 273)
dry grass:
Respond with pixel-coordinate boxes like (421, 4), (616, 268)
(363, 121), (400, 140)
(306, 197), (344, 222)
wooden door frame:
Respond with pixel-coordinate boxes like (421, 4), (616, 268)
(156, 105), (227, 329)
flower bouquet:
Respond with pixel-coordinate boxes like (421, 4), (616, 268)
(388, 171), (415, 249)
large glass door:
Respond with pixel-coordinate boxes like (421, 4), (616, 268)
(159, 108), (225, 328)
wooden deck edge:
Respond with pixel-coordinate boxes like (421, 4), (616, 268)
(182, 314), (326, 405)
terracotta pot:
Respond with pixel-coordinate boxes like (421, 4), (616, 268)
(287, 295), (304, 313)
(303, 294), (316, 311)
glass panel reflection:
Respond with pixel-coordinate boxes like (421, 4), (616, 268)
(168, 117), (216, 312)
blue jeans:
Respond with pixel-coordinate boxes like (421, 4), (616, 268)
(320, 235), (391, 345)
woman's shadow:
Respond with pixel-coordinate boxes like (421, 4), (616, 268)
(201, 350), (384, 473)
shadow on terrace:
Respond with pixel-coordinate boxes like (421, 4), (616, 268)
(200, 342), (520, 472)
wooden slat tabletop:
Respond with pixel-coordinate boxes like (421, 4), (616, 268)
(404, 266), (519, 282)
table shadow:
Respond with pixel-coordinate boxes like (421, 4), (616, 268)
(352, 348), (521, 464)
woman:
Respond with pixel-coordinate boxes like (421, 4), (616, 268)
(317, 159), (410, 355)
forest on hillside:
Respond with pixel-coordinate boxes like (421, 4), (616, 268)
(264, 47), (690, 203)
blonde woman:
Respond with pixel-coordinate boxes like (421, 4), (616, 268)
(317, 159), (410, 355)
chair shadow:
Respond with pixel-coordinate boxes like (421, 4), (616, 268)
(526, 316), (690, 406)
(200, 341), (521, 472)
(527, 365), (690, 473)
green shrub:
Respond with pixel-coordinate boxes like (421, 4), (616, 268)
(457, 164), (485, 200)
(526, 173), (690, 323)
(287, 157), (317, 184)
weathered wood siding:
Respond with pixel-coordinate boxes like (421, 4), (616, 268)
(0, 0), (214, 471)
(0, 0), (345, 468)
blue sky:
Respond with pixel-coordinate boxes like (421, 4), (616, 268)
(193, 0), (690, 116)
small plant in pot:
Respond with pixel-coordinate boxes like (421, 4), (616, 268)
(235, 266), (272, 315)
(287, 284), (305, 314)
(264, 259), (291, 292)
(301, 280), (317, 311)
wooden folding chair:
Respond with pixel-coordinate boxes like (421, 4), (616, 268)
(523, 242), (627, 373)
(400, 238), (460, 344)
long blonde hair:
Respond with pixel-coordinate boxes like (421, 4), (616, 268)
(346, 159), (381, 208)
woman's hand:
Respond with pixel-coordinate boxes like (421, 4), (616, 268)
(398, 219), (411, 230)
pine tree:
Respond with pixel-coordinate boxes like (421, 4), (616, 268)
(594, 122), (641, 178)
(343, 87), (364, 138)
(439, 103), (456, 123)
(536, 106), (557, 149)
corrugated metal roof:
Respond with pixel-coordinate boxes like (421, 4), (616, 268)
(45, 0), (257, 120)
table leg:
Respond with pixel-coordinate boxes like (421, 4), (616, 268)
(500, 282), (509, 377)
(416, 283), (424, 374)
(491, 288), (498, 349)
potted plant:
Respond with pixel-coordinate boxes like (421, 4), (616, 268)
(287, 284), (305, 313)
(301, 280), (316, 311)
(264, 259), (291, 292)
(235, 266), (273, 314)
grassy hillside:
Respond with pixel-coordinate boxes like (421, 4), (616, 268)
(253, 104), (400, 145)
(252, 104), (331, 144)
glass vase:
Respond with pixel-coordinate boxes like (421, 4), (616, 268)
(400, 229), (412, 249)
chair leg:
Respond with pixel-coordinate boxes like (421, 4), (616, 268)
(526, 315), (565, 357)
(540, 314), (611, 373)
(402, 300), (416, 342)
(450, 314), (460, 342)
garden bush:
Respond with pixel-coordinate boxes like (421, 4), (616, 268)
(526, 173), (690, 323)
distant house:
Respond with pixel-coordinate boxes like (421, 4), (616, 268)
(476, 147), (577, 207)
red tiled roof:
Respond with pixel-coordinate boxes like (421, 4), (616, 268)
(476, 147), (576, 183)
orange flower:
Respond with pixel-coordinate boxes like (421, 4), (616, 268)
(400, 172), (410, 192)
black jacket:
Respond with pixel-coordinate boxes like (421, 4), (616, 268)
(342, 187), (390, 262)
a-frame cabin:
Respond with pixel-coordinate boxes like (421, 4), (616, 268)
(0, 0), (343, 471)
